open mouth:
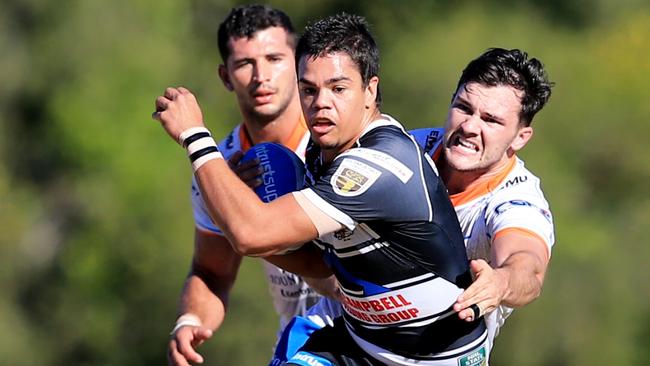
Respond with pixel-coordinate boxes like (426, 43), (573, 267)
(451, 135), (480, 153)
(311, 117), (335, 135)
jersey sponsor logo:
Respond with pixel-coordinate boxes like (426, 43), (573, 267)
(342, 292), (420, 324)
(340, 277), (462, 326)
(225, 131), (235, 149)
(494, 200), (552, 223)
(458, 346), (487, 366)
(422, 129), (442, 154)
(341, 148), (413, 183)
(333, 228), (354, 241)
(504, 175), (528, 187)
(281, 287), (316, 298)
(331, 158), (381, 197)
(290, 351), (332, 366)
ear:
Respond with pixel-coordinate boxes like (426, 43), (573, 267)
(364, 76), (379, 109)
(510, 125), (533, 152)
(218, 64), (233, 91)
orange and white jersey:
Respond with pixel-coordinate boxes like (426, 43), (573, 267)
(190, 120), (316, 334)
(449, 155), (555, 348)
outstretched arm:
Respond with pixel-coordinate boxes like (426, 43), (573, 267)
(454, 231), (549, 321)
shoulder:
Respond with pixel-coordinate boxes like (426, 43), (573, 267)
(491, 158), (548, 204)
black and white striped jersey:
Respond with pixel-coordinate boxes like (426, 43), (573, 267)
(298, 115), (485, 357)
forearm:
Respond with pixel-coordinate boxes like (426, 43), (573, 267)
(194, 159), (317, 256)
(177, 272), (229, 331)
(494, 251), (546, 308)
(264, 243), (333, 278)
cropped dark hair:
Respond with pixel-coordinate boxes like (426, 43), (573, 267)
(217, 4), (296, 62)
(455, 48), (553, 125)
(296, 13), (382, 106)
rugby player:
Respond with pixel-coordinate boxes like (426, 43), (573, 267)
(160, 5), (332, 366)
(153, 12), (489, 366)
(272, 48), (555, 365)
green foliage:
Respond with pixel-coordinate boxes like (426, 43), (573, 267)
(1, 0), (649, 365)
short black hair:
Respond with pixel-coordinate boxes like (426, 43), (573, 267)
(455, 48), (554, 126)
(296, 13), (382, 106)
(217, 4), (296, 62)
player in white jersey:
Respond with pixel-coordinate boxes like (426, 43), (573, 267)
(270, 48), (555, 364)
(161, 5), (334, 366)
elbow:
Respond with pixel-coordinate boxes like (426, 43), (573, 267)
(229, 235), (264, 257)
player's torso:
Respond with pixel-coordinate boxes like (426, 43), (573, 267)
(304, 117), (481, 355)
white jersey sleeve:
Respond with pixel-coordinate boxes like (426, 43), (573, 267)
(484, 159), (555, 254)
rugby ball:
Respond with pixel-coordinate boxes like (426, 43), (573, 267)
(241, 142), (306, 202)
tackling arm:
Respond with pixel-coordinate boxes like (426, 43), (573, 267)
(454, 230), (550, 320)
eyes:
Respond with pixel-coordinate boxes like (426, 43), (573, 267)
(232, 54), (285, 69)
(299, 85), (348, 96)
(452, 101), (503, 125)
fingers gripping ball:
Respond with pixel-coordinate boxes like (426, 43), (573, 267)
(241, 143), (306, 203)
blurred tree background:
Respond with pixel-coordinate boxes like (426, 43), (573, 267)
(1, 0), (649, 365)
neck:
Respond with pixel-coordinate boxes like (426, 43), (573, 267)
(322, 108), (382, 163)
(242, 93), (303, 145)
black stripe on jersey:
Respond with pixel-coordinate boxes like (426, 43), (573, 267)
(393, 330), (488, 361)
(312, 238), (332, 251)
(346, 312), (487, 359)
(384, 274), (440, 292)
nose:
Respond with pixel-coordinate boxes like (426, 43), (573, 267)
(252, 60), (271, 83)
(311, 89), (332, 110)
(459, 114), (481, 135)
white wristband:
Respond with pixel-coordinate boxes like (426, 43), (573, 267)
(170, 314), (202, 336)
(192, 151), (223, 171)
(179, 127), (211, 146)
(179, 127), (224, 172)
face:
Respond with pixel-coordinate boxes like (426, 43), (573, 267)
(443, 82), (533, 175)
(298, 52), (378, 156)
(219, 27), (297, 123)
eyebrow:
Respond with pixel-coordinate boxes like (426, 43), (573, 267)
(299, 76), (352, 86)
(231, 51), (287, 64)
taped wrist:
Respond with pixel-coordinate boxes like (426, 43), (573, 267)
(170, 313), (202, 336)
(179, 127), (223, 171)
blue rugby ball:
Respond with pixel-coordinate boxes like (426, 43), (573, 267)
(241, 142), (306, 203)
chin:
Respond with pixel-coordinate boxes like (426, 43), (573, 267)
(446, 157), (481, 172)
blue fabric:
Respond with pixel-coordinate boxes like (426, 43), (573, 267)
(269, 316), (324, 366)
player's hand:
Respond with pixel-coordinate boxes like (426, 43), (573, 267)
(228, 151), (263, 188)
(453, 259), (509, 322)
(152, 87), (205, 144)
(167, 325), (213, 366)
